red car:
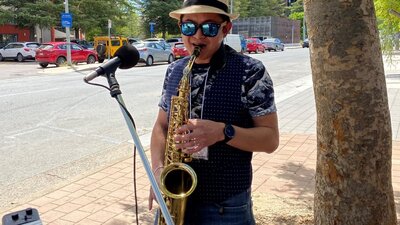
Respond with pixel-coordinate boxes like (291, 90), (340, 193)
(171, 42), (189, 59)
(246, 38), (265, 54)
(35, 42), (97, 68)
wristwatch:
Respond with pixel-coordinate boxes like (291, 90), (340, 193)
(223, 123), (235, 143)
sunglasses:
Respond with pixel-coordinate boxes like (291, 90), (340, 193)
(180, 21), (226, 37)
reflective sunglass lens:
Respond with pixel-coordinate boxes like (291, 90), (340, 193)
(201, 23), (219, 37)
(181, 22), (196, 36)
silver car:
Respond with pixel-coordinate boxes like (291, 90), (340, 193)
(0, 42), (40, 62)
(262, 38), (284, 51)
(134, 42), (174, 66)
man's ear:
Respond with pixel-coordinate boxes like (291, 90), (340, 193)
(222, 22), (232, 36)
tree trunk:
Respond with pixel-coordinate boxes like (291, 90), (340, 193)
(303, 0), (397, 224)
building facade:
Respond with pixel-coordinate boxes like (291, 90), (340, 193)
(232, 16), (301, 44)
(0, 24), (32, 47)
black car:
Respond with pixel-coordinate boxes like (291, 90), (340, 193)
(302, 39), (309, 48)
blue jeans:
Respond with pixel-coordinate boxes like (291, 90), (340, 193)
(183, 189), (255, 225)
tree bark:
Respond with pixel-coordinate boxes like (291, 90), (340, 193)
(303, 0), (397, 224)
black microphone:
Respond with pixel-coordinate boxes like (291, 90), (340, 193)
(84, 45), (140, 82)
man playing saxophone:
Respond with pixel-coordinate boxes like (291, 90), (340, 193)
(149, 0), (279, 224)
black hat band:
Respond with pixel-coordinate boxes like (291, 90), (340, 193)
(182, 0), (229, 13)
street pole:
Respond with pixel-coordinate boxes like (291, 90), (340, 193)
(108, 19), (111, 60)
(230, 0), (233, 34)
(64, 0), (72, 66)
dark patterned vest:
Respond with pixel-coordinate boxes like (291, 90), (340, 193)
(164, 46), (254, 203)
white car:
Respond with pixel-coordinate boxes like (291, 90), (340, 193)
(0, 42), (40, 62)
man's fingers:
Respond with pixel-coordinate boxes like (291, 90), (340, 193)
(148, 188), (154, 210)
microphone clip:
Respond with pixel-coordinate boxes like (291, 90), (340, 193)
(106, 72), (122, 98)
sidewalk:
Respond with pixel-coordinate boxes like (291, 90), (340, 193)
(2, 134), (399, 224)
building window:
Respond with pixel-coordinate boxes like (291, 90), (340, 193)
(0, 34), (18, 48)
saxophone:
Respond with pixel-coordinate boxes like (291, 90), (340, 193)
(158, 47), (201, 225)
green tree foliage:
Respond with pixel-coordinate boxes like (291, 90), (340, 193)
(374, 0), (400, 51)
(0, 0), (62, 28)
(115, 12), (143, 39)
(234, 0), (286, 18)
(288, 0), (305, 40)
(135, 0), (181, 38)
(0, 0), (140, 40)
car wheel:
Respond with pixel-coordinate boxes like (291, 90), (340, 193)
(56, 56), (67, 67)
(0, 53), (3, 61)
(167, 54), (174, 64)
(146, 56), (153, 66)
(17, 53), (24, 62)
(255, 48), (259, 54)
(39, 63), (48, 68)
(87, 55), (96, 64)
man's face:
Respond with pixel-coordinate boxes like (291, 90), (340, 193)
(180, 13), (231, 64)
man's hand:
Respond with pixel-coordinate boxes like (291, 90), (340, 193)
(148, 166), (163, 210)
(174, 119), (225, 153)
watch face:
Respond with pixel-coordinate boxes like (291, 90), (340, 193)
(225, 124), (235, 138)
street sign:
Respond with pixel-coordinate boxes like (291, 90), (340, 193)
(61, 13), (72, 28)
(149, 22), (155, 33)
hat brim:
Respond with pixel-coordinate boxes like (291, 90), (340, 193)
(169, 5), (239, 20)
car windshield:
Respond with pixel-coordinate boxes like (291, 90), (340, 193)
(26, 43), (40, 48)
(134, 43), (146, 48)
(175, 43), (185, 48)
(38, 44), (54, 50)
(264, 39), (276, 42)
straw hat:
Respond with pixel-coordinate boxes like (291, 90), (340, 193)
(169, 0), (239, 20)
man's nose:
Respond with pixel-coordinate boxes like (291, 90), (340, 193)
(193, 26), (205, 39)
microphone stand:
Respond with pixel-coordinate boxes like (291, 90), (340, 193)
(105, 70), (174, 225)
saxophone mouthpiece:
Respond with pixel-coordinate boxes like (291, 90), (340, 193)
(193, 46), (201, 57)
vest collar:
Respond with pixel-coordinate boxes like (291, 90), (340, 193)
(209, 43), (226, 72)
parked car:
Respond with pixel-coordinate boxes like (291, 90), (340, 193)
(128, 38), (142, 45)
(302, 38), (309, 48)
(144, 38), (171, 49)
(171, 42), (189, 60)
(134, 41), (174, 66)
(246, 38), (265, 54)
(70, 39), (93, 50)
(262, 38), (284, 51)
(93, 36), (128, 63)
(0, 42), (40, 62)
(224, 34), (242, 53)
(166, 37), (182, 45)
(240, 35), (246, 53)
(35, 42), (98, 68)
(251, 36), (268, 41)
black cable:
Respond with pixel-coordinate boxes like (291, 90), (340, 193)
(83, 79), (111, 91)
(84, 79), (140, 225)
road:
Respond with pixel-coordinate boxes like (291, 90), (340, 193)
(0, 48), (312, 209)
